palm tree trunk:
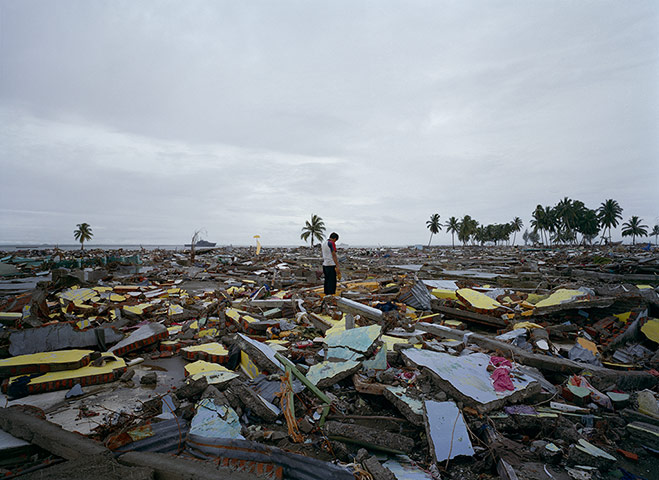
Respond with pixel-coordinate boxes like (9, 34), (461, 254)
(451, 233), (455, 248)
(428, 232), (433, 247)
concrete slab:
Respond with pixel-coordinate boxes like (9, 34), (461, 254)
(306, 360), (361, 388)
(235, 333), (284, 374)
(325, 324), (382, 353)
(383, 386), (424, 426)
(402, 350), (540, 413)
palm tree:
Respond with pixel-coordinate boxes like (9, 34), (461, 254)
(621, 216), (648, 245)
(458, 215), (478, 246)
(426, 214), (442, 247)
(474, 225), (487, 246)
(554, 197), (584, 244)
(510, 217), (523, 246)
(73, 223), (93, 250)
(652, 225), (659, 246)
(300, 214), (326, 247)
(576, 209), (600, 244)
(598, 199), (623, 243)
(445, 217), (459, 248)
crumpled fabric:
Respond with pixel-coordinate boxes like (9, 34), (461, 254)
(491, 367), (515, 392)
(490, 356), (512, 368)
(504, 405), (537, 415)
(490, 356), (515, 392)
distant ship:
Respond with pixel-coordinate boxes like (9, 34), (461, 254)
(184, 239), (217, 247)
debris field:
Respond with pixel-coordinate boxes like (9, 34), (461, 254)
(0, 244), (657, 480)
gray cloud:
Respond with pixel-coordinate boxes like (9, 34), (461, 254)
(1, 0), (657, 245)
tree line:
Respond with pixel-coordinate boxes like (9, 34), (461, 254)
(425, 198), (658, 247)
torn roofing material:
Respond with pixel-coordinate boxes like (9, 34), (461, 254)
(186, 435), (354, 480)
(190, 398), (244, 440)
(9, 323), (124, 356)
(424, 400), (475, 462)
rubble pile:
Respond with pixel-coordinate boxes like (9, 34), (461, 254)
(0, 245), (657, 479)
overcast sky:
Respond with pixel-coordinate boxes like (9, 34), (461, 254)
(1, 1), (657, 246)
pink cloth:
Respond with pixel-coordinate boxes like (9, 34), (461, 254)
(490, 356), (512, 368)
(491, 367), (515, 392)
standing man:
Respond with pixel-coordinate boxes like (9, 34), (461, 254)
(321, 232), (341, 295)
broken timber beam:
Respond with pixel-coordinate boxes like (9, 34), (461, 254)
(570, 269), (659, 285)
(532, 297), (616, 316)
(336, 297), (383, 323)
(431, 303), (507, 328)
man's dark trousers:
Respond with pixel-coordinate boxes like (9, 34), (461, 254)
(323, 266), (337, 295)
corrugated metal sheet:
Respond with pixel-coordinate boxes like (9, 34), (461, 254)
(114, 417), (188, 455)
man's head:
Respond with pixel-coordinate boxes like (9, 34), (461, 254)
(329, 232), (339, 241)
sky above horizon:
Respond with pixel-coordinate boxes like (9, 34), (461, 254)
(1, 0), (658, 246)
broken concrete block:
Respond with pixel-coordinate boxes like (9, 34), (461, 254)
(235, 333), (283, 374)
(382, 455), (436, 479)
(120, 369), (135, 383)
(325, 324), (382, 361)
(65, 383), (84, 398)
(626, 421), (659, 446)
(606, 391), (630, 409)
(140, 372), (157, 385)
(568, 439), (616, 470)
(424, 400), (474, 462)
(383, 386), (424, 426)
(363, 456), (397, 480)
(534, 288), (592, 308)
(229, 381), (280, 422)
(402, 350), (540, 413)
(306, 360), (361, 388)
(362, 344), (387, 370)
(110, 323), (168, 357)
(323, 421), (415, 453)
(175, 376), (209, 400)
